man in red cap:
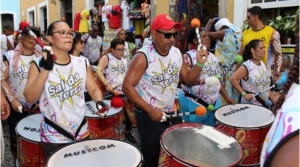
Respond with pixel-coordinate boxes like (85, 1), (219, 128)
(123, 14), (208, 167)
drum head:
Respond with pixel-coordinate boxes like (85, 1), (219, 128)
(160, 123), (242, 166)
(215, 104), (275, 128)
(85, 100), (122, 118)
(16, 114), (42, 142)
(47, 139), (142, 167)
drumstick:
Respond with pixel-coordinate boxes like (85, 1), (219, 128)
(190, 18), (206, 57)
(19, 21), (57, 60)
(253, 80), (283, 97)
(164, 106), (207, 119)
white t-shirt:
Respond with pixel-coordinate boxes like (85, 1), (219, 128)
(4, 50), (38, 108)
(104, 53), (127, 93)
(181, 50), (221, 105)
(121, 1), (133, 30)
(102, 5), (112, 22)
(7, 35), (14, 49)
(82, 35), (103, 64)
(137, 44), (183, 113)
(1, 34), (7, 55)
(37, 56), (88, 143)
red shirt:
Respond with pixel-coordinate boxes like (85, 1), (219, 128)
(109, 5), (121, 29)
(74, 11), (81, 31)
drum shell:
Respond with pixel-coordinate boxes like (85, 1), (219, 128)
(123, 100), (137, 127)
(86, 110), (124, 139)
(215, 104), (274, 166)
(216, 122), (271, 166)
(17, 136), (46, 167)
(16, 114), (46, 167)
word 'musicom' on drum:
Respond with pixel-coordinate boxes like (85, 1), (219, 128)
(23, 127), (40, 132)
(64, 144), (116, 158)
(223, 106), (250, 116)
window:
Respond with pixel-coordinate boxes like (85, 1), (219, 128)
(249, 0), (299, 9)
(64, 0), (72, 27)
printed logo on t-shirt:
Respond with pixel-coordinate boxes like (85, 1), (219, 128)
(111, 61), (126, 77)
(255, 70), (271, 87)
(48, 68), (84, 108)
(151, 59), (179, 93)
(12, 58), (34, 85)
(201, 59), (221, 77)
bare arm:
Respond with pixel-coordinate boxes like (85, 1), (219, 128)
(219, 79), (235, 104)
(229, 65), (253, 101)
(180, 49), (208, 85)
(7, 38), (13, 50)
(1, 86), (10, 120)
(24, 62), (50, 103)
(122, 53), (163, 122)
(86, 66), (103, 102)
(101, 46), (111, 56)
(271, 30), (282, 77)
(96, 55), (113, 92)
(205, 18), (225, 41)
(270, 134), (299, 167)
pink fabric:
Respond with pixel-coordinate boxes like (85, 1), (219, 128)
(13, 43), (42, 71)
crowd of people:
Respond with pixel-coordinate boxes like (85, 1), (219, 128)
(0, 5), (299, 167)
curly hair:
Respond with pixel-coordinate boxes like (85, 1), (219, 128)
(272, 15), (299, 114)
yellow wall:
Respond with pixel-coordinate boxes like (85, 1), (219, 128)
(74, 0), (87, 14)
(156, 0), (169, 15)
(20, 0), (44, 24)
(227, 0), (234, 23)
(48, 2), (59, 23)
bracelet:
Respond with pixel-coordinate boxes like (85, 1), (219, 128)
(196, 62), (204, 67)
(241, 91), (246, 96)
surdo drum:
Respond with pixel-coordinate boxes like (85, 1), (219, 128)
(85, 100), (124, 139)
(16, 114), (46, 167)
(46, 139), (143, 167)
(158, 123), (243, 167)
(215, 104), (275, 166)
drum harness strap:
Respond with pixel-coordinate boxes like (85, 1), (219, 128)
(44, 117), (87, 141)
(182, 90), (216, 111)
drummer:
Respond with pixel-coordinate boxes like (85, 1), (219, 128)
(2, 25), (42, 162)
(24, 20), (107, 159)
(178, 28), (235, 126)
(122, 14), (208, 167)
(96, 38), (137, 143)
(230, 39), (272, 108)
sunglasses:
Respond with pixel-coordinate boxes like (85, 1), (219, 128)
(79, 40), (84, 44)
(156, 30), (178, 39)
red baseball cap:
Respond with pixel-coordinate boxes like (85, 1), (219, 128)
(151, 14), (182, 31)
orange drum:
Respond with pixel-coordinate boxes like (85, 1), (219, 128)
(90, 65), (106, 95)
(16, 114), (46, 167)
(85, 100), (124, 139)
(158, 123), (243, 167)
(123, 100), (137, 127)
(215, 104), (275, 166)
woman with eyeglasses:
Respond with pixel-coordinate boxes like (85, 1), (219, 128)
(230, 39), (272, 107)
(2, 26), (42, 162)
(96, 38), (138, 143)
(101, 28), (131, 66)
(178, 28), (234, 126)
(24, 20), (107, 158)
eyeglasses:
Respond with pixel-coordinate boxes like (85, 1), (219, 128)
(115, 48), (125, 52)
(156, 30), (178, 39)
(50, 30), (76, 38)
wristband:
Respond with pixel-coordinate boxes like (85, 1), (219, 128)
(196, 62), (204, 67)
(241, 91), (246, 96)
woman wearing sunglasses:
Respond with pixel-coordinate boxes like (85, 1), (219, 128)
(178, 28), (234, 126)
(24, 20), (107, 159)
(2, 26), (42, 162)
(68, 31), (85, 57)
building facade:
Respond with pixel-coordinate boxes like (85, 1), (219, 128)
(1, 0), (21, 31)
